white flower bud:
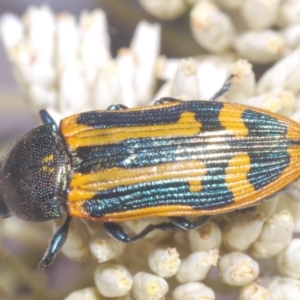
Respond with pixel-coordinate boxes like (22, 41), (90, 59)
(173, 282), (215, 300)
(256, 197), (279, 219)
(190, 1), (235, 53)
(275, 238), (300, 278)
(235, 31), (285, 64)
(116, 48), (136, 108)
(250, 210), (293, 259)
(277, 0), (300, 28)
(171, 58), (200, 99)
(225, 59), (255, 103)
(276, 191), (300, 233)
(132, 272), (168, 300)
(91, 61), (121, 109)
(79, 10), (111, 86)
(11, 41), (56, 88)
(23, 5), (55, 60)
(64, 287), (101, 300)
(223, 211), (264, 252)
(176, 248), (219, 283)
(155, 56), (179, 81)
(58, 62), (89, 115)
(138, 0), (187, 20)
(0, 13), (23, 52)
(244, 90), (296, 116)
(240, 0), (280, 30)
(94, 262), (133, 298)
(214, 0), (243, 10)
(148, 247), (181, 278)
(257, 48), (300, 95)
(266, 276), (300, 300)
(55, 219), (90, 262)
(281, 24), (300, 51)
(237, 282), (271, 300)
(130, 21), (160, 106)
(28, 84), (57, 110)
(90, 231), (126, 263)
(187, 222), (222, 252)
(152, 81), (173, 102)
(55, 13), (79, 70)
(219, 252), (259, 286)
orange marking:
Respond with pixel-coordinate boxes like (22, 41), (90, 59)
(68, 160), (207, 202)
(68, 145), (300, 221)
(218, 103), (248, 137)
(69, 203), (202, 222)
(225, 153), (255, 199)
(60, 101), (181, 138)
(61, 111), (201, 150)
(188, 179), (202, 192)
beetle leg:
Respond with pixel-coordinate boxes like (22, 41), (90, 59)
(39, 109), (58, 131)
(154, 97), (181, 105)
(168, 215), (211, 230)
(102, 221), (183, 242)
(209, 75), (235, 101)
(38, 216), (72, 270)
(107, 104), (128, 110)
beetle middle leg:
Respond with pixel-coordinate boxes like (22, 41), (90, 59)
(209, 75), (234, 101)
(102, 215), (210, 243)
(154, 97), (182, 105)
(107, 104), (128, 110)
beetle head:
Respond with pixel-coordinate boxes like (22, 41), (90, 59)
(0, 124), (68, 222)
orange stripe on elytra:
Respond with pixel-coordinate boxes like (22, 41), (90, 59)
(61, 111), (202, 150)
(68, 145), (300, 221)
(61, 101), (181, 136)
(68, 160), (207, 202)
(68, 203), (201, 222)
(218, 103), (248, 137)
(225, 152), (255, 199)
(220, 145), (300, 212)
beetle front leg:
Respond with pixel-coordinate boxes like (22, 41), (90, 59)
(39, 109), (58, 131)
(38, 216), (72, 270)
(168, 215), (211, 230)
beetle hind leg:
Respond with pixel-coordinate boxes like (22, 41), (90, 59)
(38, 216), (72, 270)
(168, 215), (211, 230)
(209, 75), (234, 101)
(103, 216), (210, 242)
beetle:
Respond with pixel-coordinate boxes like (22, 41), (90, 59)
(1, 76), (300, 269)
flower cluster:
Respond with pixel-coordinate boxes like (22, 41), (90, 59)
(1, 2), (300, 300)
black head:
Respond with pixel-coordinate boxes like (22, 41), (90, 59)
(0, 124), (69, 222)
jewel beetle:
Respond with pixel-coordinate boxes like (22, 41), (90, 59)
(1, 77), (300, 269)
